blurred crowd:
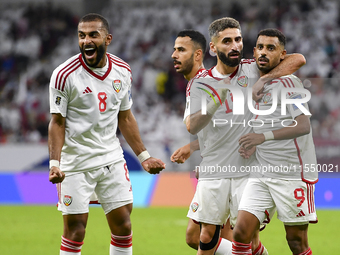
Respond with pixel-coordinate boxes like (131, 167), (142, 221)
(0, 0), (339, 158)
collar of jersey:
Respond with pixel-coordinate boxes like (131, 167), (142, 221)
(207, 65), (239, 81)
(79, 53), (112, 81)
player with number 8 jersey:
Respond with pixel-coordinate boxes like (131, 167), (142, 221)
(48, 13), (165, 255)
(50, 52), (132, 172)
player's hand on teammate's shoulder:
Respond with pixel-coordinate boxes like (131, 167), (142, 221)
(142, 157), (166, 174)
(252, 77), (272, 102)
(49, 167), (65, 184)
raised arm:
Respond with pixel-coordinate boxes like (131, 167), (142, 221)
(186, 86), (229, 135)
(253, 53), (306, 101)
(48, 113), (66, 184)
(118, 109), (165, 174)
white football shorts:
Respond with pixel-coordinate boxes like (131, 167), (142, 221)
(238, 177), (317, 225)
(187, 177), (248, 226)
(57, 159), (133, 215)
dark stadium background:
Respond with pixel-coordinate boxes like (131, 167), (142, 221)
(0, 0), (339, 207)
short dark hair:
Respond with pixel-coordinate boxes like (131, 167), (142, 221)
(177, 29), (207, 55)
(257, 28), (286, 47)
(79, 13), (110, 33)
(208, 17), (241, 39)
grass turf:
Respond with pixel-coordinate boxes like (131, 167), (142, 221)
(0, 206), (338, 254)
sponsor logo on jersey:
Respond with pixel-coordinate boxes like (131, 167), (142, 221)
(83, 86), (92, 94)
(263, 93), (271, 104)
(237, 75), (248, 87)
(63, 195), (72, 206)
(191, 202), (199, 212)
(55, 96), (62, 105)
(296, 210), (305, 217)
(113, 79), (122, 93)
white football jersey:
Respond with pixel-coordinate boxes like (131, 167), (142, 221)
(253, 75), (318, 183)
(49, 53), (133, 173)
(185, 60), (260, 179)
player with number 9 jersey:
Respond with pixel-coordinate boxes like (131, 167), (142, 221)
(49, 53), (132, 173)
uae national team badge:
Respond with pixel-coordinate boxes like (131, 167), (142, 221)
(237, 75), (248, 87)
(191, 202), (199, 212)
(113, 79), (122, 93)
(55, 96), (61, 105)
(263, 93), (272, 104)
(63, 195), (72, 206)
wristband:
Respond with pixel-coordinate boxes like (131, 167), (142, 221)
(206, 88), (228, 115)
(206, 99), (221, 115)
(137, 151), (151, 163)
(49, 160), (60, 169)
(263, 131), (274, 141)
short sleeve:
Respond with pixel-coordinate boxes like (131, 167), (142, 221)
(119, 89), (133, 111)
(283, 77), (310, 119)
(49, 69), (68, 117)
(120, 71), (133, 111)
(286, 93), (309, 119)
(183, 79), (205, 122)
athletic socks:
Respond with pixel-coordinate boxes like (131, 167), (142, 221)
(215, 237), (232, 255)
(295, 247), (312, 255)
(232, 240), (252, 255)
(59, 233), (134, 254)
(252, 242), (268, 255)
(60, 236), (83, 254)
(110, 233), (133, 255)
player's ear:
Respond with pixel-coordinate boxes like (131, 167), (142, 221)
(280, 49), (287, 61)
(209, 41), (216, 54)
(253, 47), (256, 58)
(105, 34), (113, 46)
(195, 49), (203, 61)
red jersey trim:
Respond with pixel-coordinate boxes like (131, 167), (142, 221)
(108, 55), (132, 73)
(55, 58), (81, 91)
(186, 69), (208, 97)
(79, 53), (113, 81)
(279, 77), (296, 96)
(294, 138), (318, 184)
(306, 183), (315, 214)
(240, 58), (256, 65)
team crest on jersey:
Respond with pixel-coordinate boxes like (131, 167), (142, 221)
(237, 75), (248, 87)
(113, 79), (122, 93)
(55, 96), (62, 105)
(191, 202), (199, 212)
(263, 93), (271, 104)
(63, 195), (72, 206)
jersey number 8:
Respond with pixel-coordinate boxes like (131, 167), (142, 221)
(98, 92), (107, 112)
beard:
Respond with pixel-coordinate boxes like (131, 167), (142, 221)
(175, 54), (194, 76)
(80, 42), (106, 67)
(217, 49), (243, 67)
(256, 56), (272, 74)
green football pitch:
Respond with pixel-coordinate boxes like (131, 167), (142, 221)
(0, 206), (338, 254)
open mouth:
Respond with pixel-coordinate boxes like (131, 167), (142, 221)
(84, 47), (96, 57)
